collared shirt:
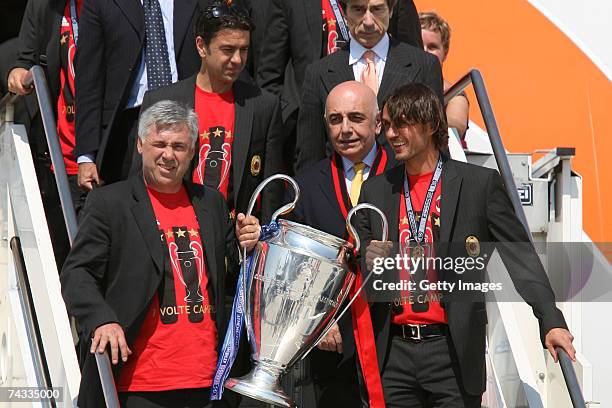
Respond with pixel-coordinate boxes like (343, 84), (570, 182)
(127, 0), (178, 108)
(349, 33), (389, 87)
(341, 143), (378, 193)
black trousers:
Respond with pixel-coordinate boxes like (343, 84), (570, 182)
(118, 388), (213, 408)
(380, 335), (481, 408)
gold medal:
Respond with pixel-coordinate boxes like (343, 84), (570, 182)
(413, 244), (425, 258)
(465, 235), (480, 257)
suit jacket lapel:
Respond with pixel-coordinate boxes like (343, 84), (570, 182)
(304, 0), (323, 60)
(130, 177), (164, 274)
(114, 0), (144, 41)
(232, 79), (254, 211)
(319, 161), (348, 227)
(322, 49), (354, 93)
(383, 166), (403, 242)
(440, 159), (462, 245)
(378, 39), (415, 105)
(185, 183), (218, 306)
(173, 0), (198, 57)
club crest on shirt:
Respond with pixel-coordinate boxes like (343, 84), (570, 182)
(251, 155), (261, 176)
(465, 235), (480, 257)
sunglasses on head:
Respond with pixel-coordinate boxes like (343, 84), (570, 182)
(207, 3), (249, 19)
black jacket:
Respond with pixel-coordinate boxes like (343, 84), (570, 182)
(355, 159), (568, 395)
(74, 0), (203, 172)
(61, 176), (240, 406)
(256, 0), (422, 123)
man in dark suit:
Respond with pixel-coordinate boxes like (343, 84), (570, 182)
(295, 0), (443, 172)
(139, 3), (283, 222)
(356, 83), (575, 407)
(284, 81), (395, 407)
(61, 100), (260, 407)
(74, 0), (206, 191)
(257, 0), (422, 173)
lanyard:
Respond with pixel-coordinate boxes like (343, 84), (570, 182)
(403, 155), (443, 245)
(70, 0), (79, 45)
(329, 0), (350, 43)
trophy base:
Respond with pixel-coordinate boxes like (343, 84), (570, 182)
(225, 364), (295, 408)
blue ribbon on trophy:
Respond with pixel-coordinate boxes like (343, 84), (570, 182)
(210, 221), (280, 400)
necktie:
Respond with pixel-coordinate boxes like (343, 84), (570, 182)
(350, 162), (366, 206)
(360, 50), (378, 95)
(144, 0), (172, 91)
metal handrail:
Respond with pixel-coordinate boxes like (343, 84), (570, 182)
(445, 69), (586, 408)
(558, 347), (587, 408)
(445, 69), (530, 235)
(1, 66), (119, 408)
(10, 237), (54, 408)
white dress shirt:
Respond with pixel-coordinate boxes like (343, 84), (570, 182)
(341, 143), (378, 193)
(349, 33), (390, 87)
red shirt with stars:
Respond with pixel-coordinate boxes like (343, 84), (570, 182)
(392, 172), (448, 325)
(117, 185), (218, 391)
(193, 86), (235, 204)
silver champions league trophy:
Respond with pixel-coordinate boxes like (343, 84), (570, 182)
(224, 174), (388, 407)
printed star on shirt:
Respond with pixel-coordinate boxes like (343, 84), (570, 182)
(328, 18), (336, 28)
(434, 216), (441, 227)
(201, 130), (210, 141)
(176, 228), (186, 237)
(188, 228), (199, 237)
(226, 130), (232, 139)
(402, 216), (409, 225)
(213, 128), (223, 138)
(165, 229), (174, 239)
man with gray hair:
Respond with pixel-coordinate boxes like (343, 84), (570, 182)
(61, 100), (260, 407)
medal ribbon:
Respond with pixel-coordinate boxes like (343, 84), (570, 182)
(331, 146), (387, 408)
(403, 155), (443, 246)
(329, 0), (350, 43)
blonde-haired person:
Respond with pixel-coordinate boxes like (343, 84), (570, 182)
(420, 11), (469, 144)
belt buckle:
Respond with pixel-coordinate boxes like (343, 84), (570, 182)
(402, 324), (422, 341)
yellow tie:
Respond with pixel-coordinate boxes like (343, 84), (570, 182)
(350, 162), (366, 206)
(360, 50), (378, 95)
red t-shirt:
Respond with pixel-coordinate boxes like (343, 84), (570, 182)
(193, 86), (235, 204)
(117, 186), (218, 391)
(392, 172), (448, 325)
(55, 0), (82, 175)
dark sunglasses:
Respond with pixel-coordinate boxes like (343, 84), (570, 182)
(207, 3), (249, 19)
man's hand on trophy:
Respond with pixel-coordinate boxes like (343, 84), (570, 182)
(236, 213), (261, 252)
(365, 240), (393, 271)
(317, 323), (343, 353)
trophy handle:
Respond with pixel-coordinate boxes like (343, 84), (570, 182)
(245, 174), (300, 221)
(242, 174), (300, 335)
(346, 203), (389, 252)
(302, 203), (389, 358)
